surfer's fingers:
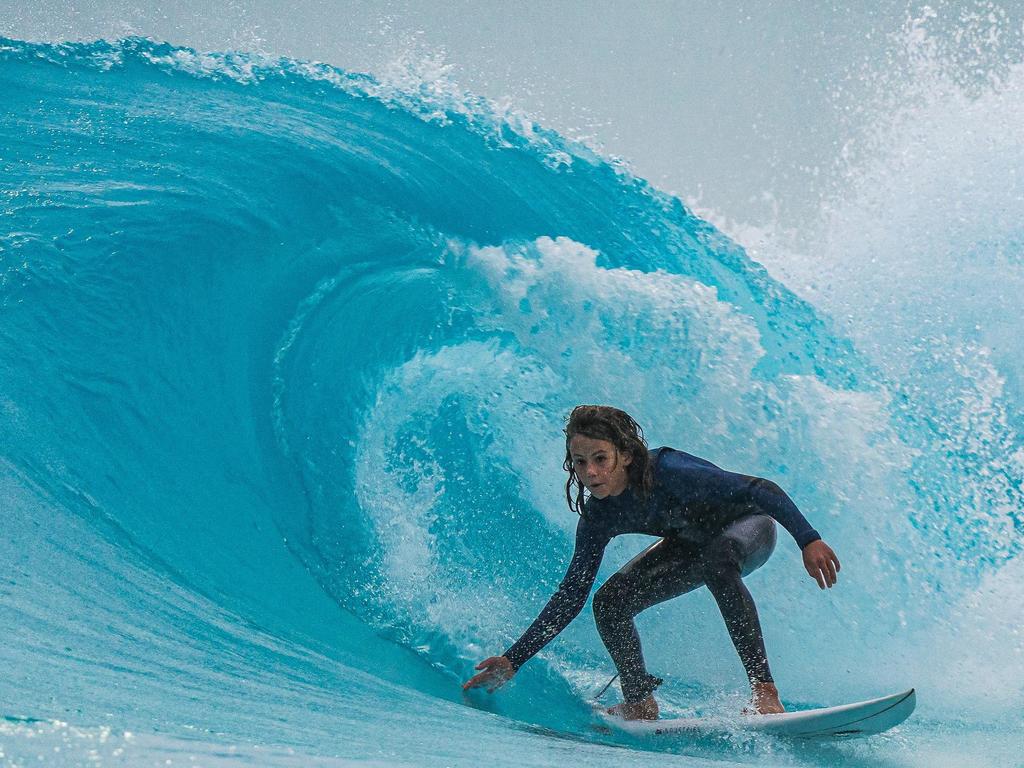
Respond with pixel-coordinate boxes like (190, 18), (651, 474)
(464, 666), (497, 689)
(811, 566), (826, 589)
(805, 557), (825, 588)
(463, 671), (487, 689)
(820, 557), (836, 587)
(824, 543), (841, 572)
(826, 558), (838, 584)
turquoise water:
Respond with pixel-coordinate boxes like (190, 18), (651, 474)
(0, 37), (1021, 767)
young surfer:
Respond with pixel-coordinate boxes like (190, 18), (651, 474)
(463, 405), (840, 720)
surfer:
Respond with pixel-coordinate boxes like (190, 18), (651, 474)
(463, 404), (840, 720)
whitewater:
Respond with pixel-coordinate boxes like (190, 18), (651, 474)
(1, 30), (1021, 768)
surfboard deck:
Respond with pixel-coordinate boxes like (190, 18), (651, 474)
(597, 688), (916, 739)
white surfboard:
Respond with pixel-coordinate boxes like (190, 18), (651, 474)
(598, 688), (916, 740)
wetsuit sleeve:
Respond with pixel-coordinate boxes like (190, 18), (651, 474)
(503, 517), (610, 671)
(745, 477), (821, 549)
(659, 451), (821, 550)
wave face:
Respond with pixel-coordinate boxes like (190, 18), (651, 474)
(1, 37), (1021, 766)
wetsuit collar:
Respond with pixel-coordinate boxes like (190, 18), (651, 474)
(589, 484), (635, 508)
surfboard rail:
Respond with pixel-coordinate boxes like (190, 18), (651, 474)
(597, 688), (916, 740)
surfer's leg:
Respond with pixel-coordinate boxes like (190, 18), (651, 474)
(593, 537), (706, 703)
(700, 514), (777, 686)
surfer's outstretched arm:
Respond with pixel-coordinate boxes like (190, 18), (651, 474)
(743, 478), (841, 588)
(657, 451), (841, 588)
(462, 518), (609, 692)
(740, 475), (841, 587)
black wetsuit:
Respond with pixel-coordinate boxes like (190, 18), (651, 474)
(503, 446), (820, 703)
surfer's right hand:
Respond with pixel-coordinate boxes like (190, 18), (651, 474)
(462, 656), (515, 693)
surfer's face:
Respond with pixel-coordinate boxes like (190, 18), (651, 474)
(569, 435), (632, 499)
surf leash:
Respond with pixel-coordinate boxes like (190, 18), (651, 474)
(592, 673), (619, 701)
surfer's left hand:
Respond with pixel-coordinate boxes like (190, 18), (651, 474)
(462, 656), (514, 693)
(802, 540), (840, 589)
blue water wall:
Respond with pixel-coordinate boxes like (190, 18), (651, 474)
(1, 37), (1021, 767)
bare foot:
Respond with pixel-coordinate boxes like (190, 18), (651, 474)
(746, 681), (785, 715)
(606, 695), (659, 721)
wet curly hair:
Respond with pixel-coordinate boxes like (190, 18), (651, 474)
(563, 404), (654, 515)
